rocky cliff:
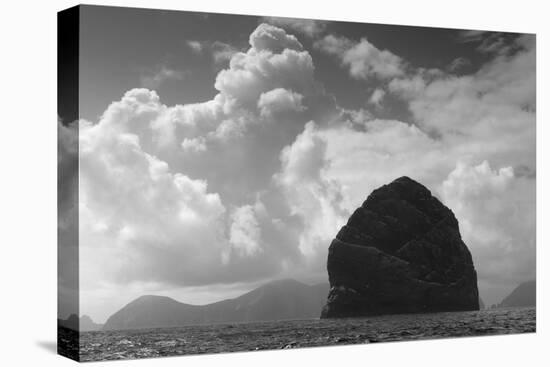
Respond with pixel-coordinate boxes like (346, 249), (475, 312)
(321, 176), (479, 318)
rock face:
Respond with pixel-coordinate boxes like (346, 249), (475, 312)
(321, 176), (479, 318)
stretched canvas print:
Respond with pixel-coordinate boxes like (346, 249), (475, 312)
(57, 4), (536, 362)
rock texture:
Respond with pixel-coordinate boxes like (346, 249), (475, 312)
(321, 176), (479, 318)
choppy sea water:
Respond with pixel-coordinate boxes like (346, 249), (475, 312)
(76, 307), (535, 362)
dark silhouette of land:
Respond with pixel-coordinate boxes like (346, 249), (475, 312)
(499, 280), (536, 308)
(322, 177), (479, 318)
(58, 314), (103, 331)
(103, 279), (329, 330)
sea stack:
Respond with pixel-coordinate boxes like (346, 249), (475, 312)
(321, 176), (479, 318)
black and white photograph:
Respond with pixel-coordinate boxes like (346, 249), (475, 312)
(56, 2), (537, 363)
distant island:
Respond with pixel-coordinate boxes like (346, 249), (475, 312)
(322, 177), (479, 318)
(103, 279), (328, 330)
(498, 280), (536, 308)
(58, 314), (103, 331)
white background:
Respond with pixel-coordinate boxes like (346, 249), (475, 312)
(0, 0), (547, 366)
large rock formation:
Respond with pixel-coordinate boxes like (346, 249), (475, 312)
(321, 176), (479, 318)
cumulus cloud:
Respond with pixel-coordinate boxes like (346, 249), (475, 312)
(215, 26), (314, 107)
(141, 24), (332, 219)
(441, 161), (535, 303)
(368, 88), (386, 107)
(181, 136), (207, 153)
(215, 48), (314, 106)
(262, 17), (327, 38)
(315, 35), (406, 79)
(77, 23), (535, 320)
(317, 118), (446, 212)
(322, 36), (535, 207)
(137, 22), (325, 197)
(79, 92), (230, 287)
(248, 23), (303, 53)
(275, 122), (347, 260)
(77, 84), (314, 316)
(150, 94), (224, 149)
(211, 41), (240, 65)
(392, 34), (536, 173)
(134, 23), (318, 164)
(258, 88), (305, 117)
(78, 24), (330, 301)
(229, 205), (263, 257)
(278, 122), (327, 185)
(388, 73), (428, 99)
(150, 23), (318, 154)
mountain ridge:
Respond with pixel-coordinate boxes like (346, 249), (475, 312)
(103, 278), (329, 330)
(498, 280), (535, 308)
(58, 314), (103, 331)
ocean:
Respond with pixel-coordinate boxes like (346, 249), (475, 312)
(75, 307), (535, 362)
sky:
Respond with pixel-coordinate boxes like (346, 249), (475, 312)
(58, 5), (536, 323)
